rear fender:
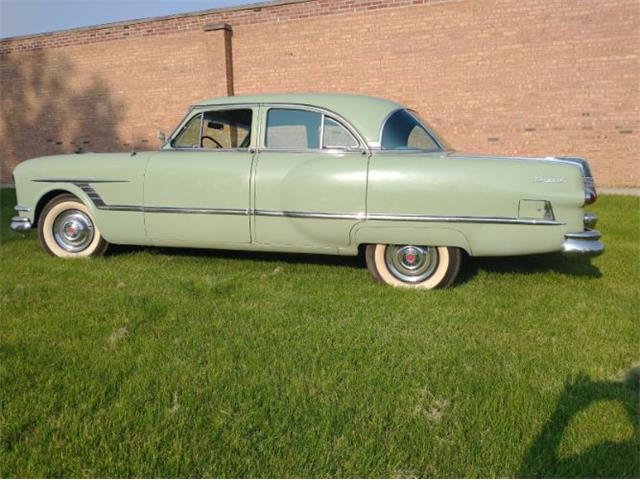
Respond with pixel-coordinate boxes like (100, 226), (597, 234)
(352, 225), (472, 254)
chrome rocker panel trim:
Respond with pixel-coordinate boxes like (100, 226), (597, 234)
(561, 229), (604, 257)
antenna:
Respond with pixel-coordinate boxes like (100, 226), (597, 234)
(130, 127), (137, 156)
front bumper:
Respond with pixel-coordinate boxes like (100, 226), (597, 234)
(10, 216), (32, 232)
(561, 230), (604, 257)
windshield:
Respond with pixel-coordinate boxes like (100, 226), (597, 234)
(381, 109), (446, 151)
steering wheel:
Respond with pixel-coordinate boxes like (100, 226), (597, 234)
(201, 136), (223, 149)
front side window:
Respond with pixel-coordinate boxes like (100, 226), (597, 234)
(172, 108), (252, 149)
(381, 109), (442, 151)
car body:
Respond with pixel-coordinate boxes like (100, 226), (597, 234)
(10, 93), (603, 288)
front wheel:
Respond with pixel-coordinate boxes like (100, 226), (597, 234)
(38, 194), (109, 258)
(365, 244), (462, 289)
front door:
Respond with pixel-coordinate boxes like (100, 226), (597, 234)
(253, 107), (368, 250)
(144, 107), (256, 246)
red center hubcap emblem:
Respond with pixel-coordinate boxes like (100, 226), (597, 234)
(66, 225), (77, 236)
(406, 253), (416, 264)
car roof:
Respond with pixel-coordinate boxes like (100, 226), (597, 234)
(194, 93), (403, 145)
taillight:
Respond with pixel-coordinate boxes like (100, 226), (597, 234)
(584, 176), (597, 205)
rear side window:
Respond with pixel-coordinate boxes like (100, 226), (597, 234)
(381, 109), (441, 151)
(266, 109), (321, 149)
(323, 117), (358, 149)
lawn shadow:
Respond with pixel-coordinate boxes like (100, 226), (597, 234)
(457, 252), (602, 285)
(108, 245), (603, 280)
(107, 244), (367, 269)
(519, 367), (640, 478)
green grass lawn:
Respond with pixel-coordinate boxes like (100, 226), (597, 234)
(0, 188), (638, 478)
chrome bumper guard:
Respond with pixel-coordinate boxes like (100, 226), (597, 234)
(561, 230), (604, 257)
(10, 216), (32, 232)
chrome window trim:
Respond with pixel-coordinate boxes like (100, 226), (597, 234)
(319, 112), (325, 150)
(157, 147), (254, 153)
(376, 108), (444, 152)
(371, 149), (446, 156)
(32, 179), (129, 183)
(256, 148), (365, 155)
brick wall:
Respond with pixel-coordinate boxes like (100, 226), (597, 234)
(0, 0), (638, 186)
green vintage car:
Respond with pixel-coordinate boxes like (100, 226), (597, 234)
(10, 94), (603, 288)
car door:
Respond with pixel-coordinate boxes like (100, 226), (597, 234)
(253, 106), (369, 250)
(144, 106), (256, 246)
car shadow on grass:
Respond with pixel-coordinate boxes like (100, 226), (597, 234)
(457, 252), (602, 285)
(108, 244), (367, 269)
(519, 367), (640, 478)
(108, 245), (602, 283)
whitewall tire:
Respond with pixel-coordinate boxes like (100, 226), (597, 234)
(365, 244), (462, 289)
(38, 194), (109, 258)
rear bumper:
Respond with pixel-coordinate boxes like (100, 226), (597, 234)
(561, 230), (604, 257)
(10, 216), (32, 232)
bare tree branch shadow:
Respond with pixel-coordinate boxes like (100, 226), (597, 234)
(0, 49), (125, 180)
(519, 367), (640, 478)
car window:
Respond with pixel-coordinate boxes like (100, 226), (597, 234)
(381, 109), (441, 151)
(266, 109), (321, 149)
(323, 117), (358, 149)
(172, 109), (252, 149)
(172, 114), (201, 148)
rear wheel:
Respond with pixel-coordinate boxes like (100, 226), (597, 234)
(365, 244), (461, 289)
(38, 194), (109, 258)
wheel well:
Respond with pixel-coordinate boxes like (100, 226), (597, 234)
(33, 190), (76, 226)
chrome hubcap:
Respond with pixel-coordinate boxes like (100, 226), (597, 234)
(53, 210), (94, 252)
(385, 245), (439, 283)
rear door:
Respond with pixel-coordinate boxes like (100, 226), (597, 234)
(253, 106), (369, 250)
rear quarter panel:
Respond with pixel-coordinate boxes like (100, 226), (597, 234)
(358, 152), (586, 256)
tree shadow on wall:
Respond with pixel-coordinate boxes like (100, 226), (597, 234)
(519, 367), (640, 478)
(0, 49), (126, 180)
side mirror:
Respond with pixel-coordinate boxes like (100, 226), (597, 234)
(157, 130), (166, 142)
